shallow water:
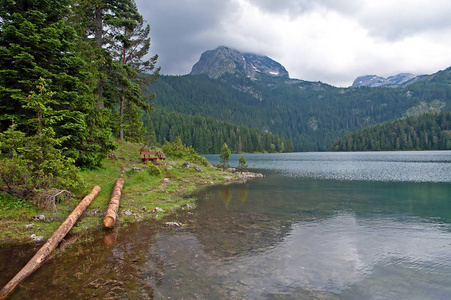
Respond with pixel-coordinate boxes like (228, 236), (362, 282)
(2, 151), (451, 299)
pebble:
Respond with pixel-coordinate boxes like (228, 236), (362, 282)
(152, 207), (165, 213)
(32, 215), (45, 221)
(165, 222), (182, 227)
(30, 234), (43, 242)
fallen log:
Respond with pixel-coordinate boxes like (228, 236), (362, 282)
(0, 185), (101, 300)
(103, 178), (124, 228)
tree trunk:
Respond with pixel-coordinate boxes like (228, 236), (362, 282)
(103, 178), (124, 228)
(119, 97), (125, 140)
(0, 186), (101, 300)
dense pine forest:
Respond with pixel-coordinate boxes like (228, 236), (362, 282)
(149, 69), (451, 151)
(0, 0), (160, 200)
(332, 112), (451, 151)
(143, 108), (292, 154)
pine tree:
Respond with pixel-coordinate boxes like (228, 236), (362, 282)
(0, 0), (115, 167)
(220, 143), (231, 170)
(103, 3), (160, 140)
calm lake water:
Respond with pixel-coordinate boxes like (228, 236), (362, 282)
(2, 151), (451, 299)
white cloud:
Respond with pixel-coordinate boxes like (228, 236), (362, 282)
(136, 0), (451, 87)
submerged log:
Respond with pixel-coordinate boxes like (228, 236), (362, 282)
(0, 186), (101, 300)
(103, 178), (124, 228)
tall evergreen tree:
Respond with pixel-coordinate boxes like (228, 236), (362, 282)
(0, 0), (115, 167)
(104, 5), (160, 140)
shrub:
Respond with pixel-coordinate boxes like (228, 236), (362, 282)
(238, 154), (248, 171)
(162, 136), (208, 165)
(146, 163), (161, 176)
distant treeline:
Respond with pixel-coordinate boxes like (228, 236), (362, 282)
(332, 111), (451, 151)
(143, 108), (293, 154)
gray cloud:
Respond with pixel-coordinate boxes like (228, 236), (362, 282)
(357, 3), (451, 41)
(136, 0), (451, 87)
(137, 0), (237, 75)
(246, 0), (362, 16)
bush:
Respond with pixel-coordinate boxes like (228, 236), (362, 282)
(162, 136), (209, 165)
(146, 163), (161, 176)
(0, 123), (83, 206)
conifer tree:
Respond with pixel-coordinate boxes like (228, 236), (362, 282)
(0, 0), (115, 167)
(104, 5), (160, 140)
(220, 143), (231, 170)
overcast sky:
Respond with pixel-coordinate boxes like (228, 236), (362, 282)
(135, 0), (451, 87)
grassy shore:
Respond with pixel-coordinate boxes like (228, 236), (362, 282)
(0, 141), (257, 245)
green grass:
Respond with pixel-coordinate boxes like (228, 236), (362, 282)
(0, 140), (239, 244)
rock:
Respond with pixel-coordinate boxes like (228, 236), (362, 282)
(123, 210), (133, 216)
(165, 222), (182, 227)
(183, 161), (191, 168)
(152, 207), (165, 213)
(227, 167), (237, 172)
(141, 207), (148, 212)
(132, 167), (142, 172)
(33, 215), (45, 222)
(194, 166), (202, 172)
(167, 166), (173, 171)
(224, 176), (232, 181)
(30, 234), (43, 242)
(25, 223), (34, 229)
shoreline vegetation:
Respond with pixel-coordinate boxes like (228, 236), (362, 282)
(0, 140), (263, 247)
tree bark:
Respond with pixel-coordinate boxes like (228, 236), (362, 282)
(119, 97), (125, 140)
(0, 186), (101, 300)
(103, 178), (124, 228)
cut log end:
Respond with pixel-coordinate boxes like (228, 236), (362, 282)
(103, 216), (115, 228)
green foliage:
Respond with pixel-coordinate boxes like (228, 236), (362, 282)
(161, 136), (208, 165)
(332, 111), (451, 151)
(143, 107), (288, 154)
(220, 143), (231, 170)
(147, 70), (451, 151)
(146, 162), (162, 176)
(0, 1), (115, 168)
(0, 79), (83, 203)
(238, 154), (248, 172)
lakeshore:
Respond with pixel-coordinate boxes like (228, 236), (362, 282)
(0, 141), (262, 246)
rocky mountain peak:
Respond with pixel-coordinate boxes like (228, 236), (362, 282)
(352, 73), (417, 88)
(190, 46), (289, 79)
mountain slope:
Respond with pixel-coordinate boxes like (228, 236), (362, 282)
(332, 111), (451, 151)
(147, 48), (451, 152)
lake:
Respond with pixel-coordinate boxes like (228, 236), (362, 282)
(2, 151), (451, 299)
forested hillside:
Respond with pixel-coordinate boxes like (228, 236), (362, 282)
(332, 112), (451, 151)
(143, 108), (292, 154)
(148, 68), (451, 151)
(0, 0), (159, 200)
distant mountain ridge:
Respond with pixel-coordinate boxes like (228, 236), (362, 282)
(351, 73), (421, 88)
(190, 46), (289, 79)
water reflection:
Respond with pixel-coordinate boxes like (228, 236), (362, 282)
(4, 223), (164, 299)
(3, 152), (451, 299)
